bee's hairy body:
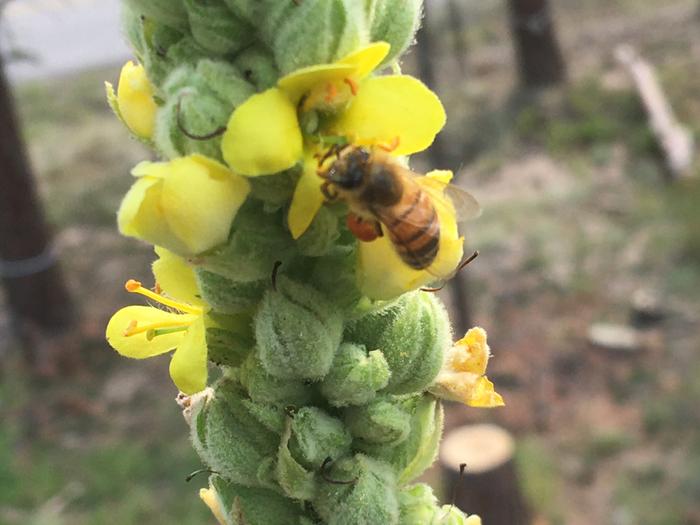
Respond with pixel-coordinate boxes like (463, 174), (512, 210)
(325, 147), (441, 270)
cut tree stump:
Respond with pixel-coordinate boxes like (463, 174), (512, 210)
(440, 424), (532, 525)
(615, 45), (695, 181)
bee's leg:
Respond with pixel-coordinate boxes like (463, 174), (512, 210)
(371, 220), (383, 238)
(320, 181), (338, 202)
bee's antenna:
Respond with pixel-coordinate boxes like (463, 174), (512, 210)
(185, 468), (218, 482)
(176, 96), (227, 141)
(421, 251), (479, 293)
(320, 457), (359, 485)
(271, 261), (283, 291)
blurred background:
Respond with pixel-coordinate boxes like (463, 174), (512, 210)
(1, 0), (699, 524)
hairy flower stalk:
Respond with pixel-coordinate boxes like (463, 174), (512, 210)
(105, 1), (503, 523)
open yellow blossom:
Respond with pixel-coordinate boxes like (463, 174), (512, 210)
(118, 154), (250, 257)
(429, 327), (504, 408)
(105, 253), (209, 394)
(219, 41), (446, 240)
(357, 170), (465, 300)
(105, 61), (158, 140)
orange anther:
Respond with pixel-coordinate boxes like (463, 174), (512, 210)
(343, 77), (359, 96)
(324, 82), (338, 103)
(125, 279), (142, 292)
(378, 136), (401, 152)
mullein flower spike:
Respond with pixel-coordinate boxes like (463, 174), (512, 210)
(105, 1), (505, 523)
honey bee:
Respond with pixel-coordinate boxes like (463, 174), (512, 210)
(319, 145), (481, 271)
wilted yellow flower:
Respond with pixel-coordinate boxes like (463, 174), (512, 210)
(429, 327), (504, 408)
(105, 61), (158, 140)
(118, 154), (250, 256)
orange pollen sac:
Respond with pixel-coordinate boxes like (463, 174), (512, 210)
(343, 77), (359, 96)
(324, 82), (339, 103)
(125, 279), (142, 292)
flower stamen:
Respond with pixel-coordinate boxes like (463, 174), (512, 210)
(124, 279), (203, 315)
(123, 318), (193, 337)
(324, 82), (339, 103)
(343, 77), (359, 96)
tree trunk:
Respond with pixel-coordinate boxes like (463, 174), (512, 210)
(0, 52), (73, 371)
(415, 1), (472, 336)
(440, 424), (532, 525)
(508, 0), (566, 87)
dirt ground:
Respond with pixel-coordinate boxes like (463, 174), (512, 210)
(2, 1), (700, 524)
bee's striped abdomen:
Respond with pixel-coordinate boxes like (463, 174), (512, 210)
(381, 188), (440, 270)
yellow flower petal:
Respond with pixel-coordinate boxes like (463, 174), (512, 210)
(117, 176), (161, 237)
(467, 376), (505, 408)
(222, 88), (303, 176)
(200, 487), (227, 525)
(152, 247), (203, 306)
(451, 327), (489, 375)
(169, 316), (208, 394)
(337, 41), (391, 78)
(357, 173), (463, 300)
(115, 61), (157, 140)
(278, 63), (356, 105)
(160, 156), (250, 254)
(288, 154), (325, 239)
(332, 75), (446, 156)
(106, 306), (192, 359)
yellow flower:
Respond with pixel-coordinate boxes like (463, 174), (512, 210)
(429, 327), (504, 408)
(105, 61), (158, 140)
(199, 485), (227, 525)
(118, 154), (250, 257)
(356, 170), (464, 300)
(105, 252), (209, 394)
(219, 41), (446, 239)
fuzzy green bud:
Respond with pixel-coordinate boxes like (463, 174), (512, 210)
(255, 277), (343, 380)
(197, 269), (266, 314)
(192, 379), (280, 487)
(360, 395), (443, 485)
(248, 168), (301, 209)
(231, 45), (280, 91)
(312, 455), (399, 525)
(125, 0), (189, 32)
(344, 396), (411, 445)
(183, 0), (256, 55)
(398, 483), (477, 525)
(221, 0), (258, 24)
(309, 246), (363, 314)
(289, 407), (352, 471)
(201, 203), (295, 283)
(257, 0), (369, 74)
(155, 60), (255, 160)
(205, 474), (308, 525)
(238, 355), (317, 407)
(320, 344), (390, 407)
(347, 292), (451, 395)
(295, 207), (341, 257)
(366, 0), (423, 65)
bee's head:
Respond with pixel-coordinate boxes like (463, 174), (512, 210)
(326, 147), (371, 190)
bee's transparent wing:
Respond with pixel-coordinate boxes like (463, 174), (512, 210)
(415, 175), (482, 224)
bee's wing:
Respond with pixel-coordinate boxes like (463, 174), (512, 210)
(414, 174), (482, 224)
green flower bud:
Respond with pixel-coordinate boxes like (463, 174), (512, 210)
(138, 23), (190, 87)
(155, 60), (255, 160)
(360, 395), (443, 485)
(183, 0), (256, 55)
(240, 398), (286, 435)
(249, 168), (301, 208)
(366, 0), (423, 65)
(312, 455), (399, 525)
(320, 344), (390, 407)
(221, 0), (258, 24)
(197, 269), (266, 314)
(344, 396), (411, 445)
(295, 207), (340, 257)
(206, 474), (307, 525)
(120, 3), (147, 59)
(193, 379), (280, 486)
(205, 312), (254, 367)
(258, 0), (369, 74)
(289, 407), (352, 471)
(125, 0), (190, 32)
(201, 203), (295, 283)
(232, 45), (280, 91)
(239, 355), (317, 407)
(398, 483), (477, 525)
(309, 246), (363, 314)
(346, 292), (451, 394)
(276, 420), (318, 500)
(255, 277), (343, 380)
